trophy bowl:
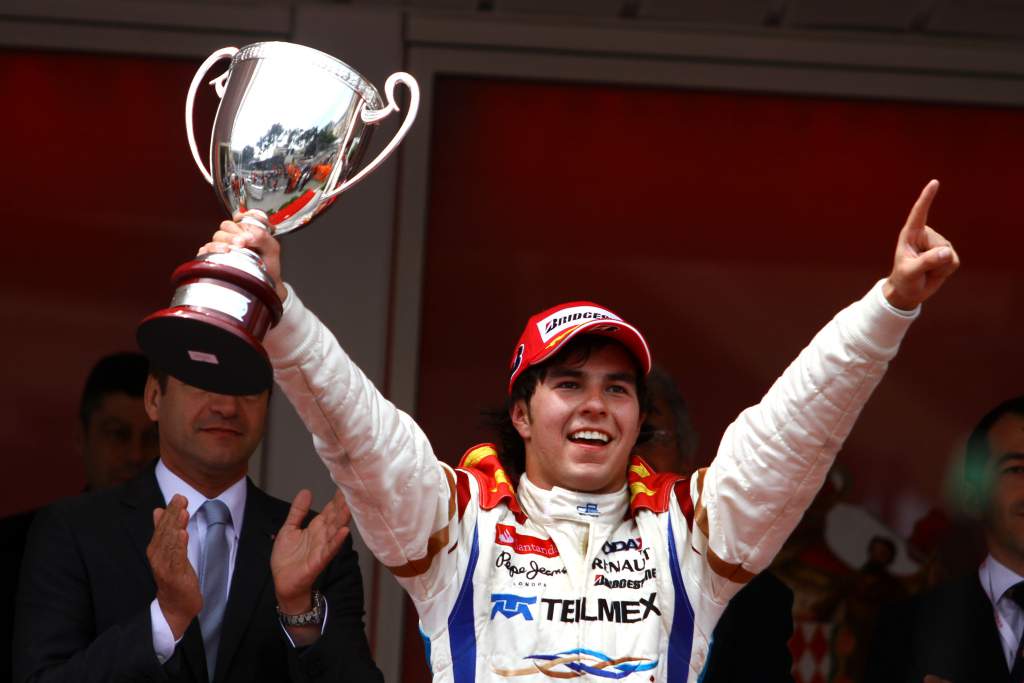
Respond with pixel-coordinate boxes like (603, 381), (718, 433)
(138, 41), (419, 395)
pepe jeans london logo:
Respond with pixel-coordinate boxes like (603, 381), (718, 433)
(536, 306), (621, 343)
(495, 552), (568, 583)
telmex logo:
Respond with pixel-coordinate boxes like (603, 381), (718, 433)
(536, 306), (621, 343)
(540, 593), (661, 624)
(602, 537), (643, 554)
(491, 592), (661, 624)
(495, 524), (560, 558)
(491, 593), (536, 620)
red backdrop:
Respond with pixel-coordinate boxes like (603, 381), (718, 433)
(1, 49), (221, 514)
(404, 75), (1024, 680)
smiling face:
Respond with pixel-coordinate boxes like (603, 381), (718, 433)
(511, 341), (643, 494)
(144, 373), (268, 498)
(983, 413), (1024, 573)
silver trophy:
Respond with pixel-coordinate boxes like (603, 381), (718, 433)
(138, 41), (419, 395)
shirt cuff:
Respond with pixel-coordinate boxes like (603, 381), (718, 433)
(853, 279), (919, 358)
(150, 599), (182, 664)
(872, 278), (921, 318)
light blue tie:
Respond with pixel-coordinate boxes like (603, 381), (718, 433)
(198, 500), (231, 682)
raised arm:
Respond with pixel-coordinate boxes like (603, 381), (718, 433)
(200, 217), (458, 597)
(689, 181), (958, 597)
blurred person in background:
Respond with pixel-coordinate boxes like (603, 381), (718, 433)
(1, 351), (156, 679)
(867, 396), (1024, 682)
(76, 352), (160, 490)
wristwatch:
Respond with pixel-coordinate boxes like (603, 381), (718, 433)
(277, 590), (324, 627)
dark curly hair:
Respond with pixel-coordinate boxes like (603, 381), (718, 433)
(79, 352), (149, 429)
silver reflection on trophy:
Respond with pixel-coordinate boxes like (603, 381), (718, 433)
(137, 42), (419, 396)
(186, 41), (420, 235)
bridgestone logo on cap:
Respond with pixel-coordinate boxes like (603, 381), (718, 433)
(509, 343), (525, 377)
(537, 306), (622, 343)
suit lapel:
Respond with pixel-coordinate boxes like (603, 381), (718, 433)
(119, 465), (166, 581)
(214, 479), (280, 683)
(966, 574), (1011, 679)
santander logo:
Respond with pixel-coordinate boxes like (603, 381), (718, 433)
(494, 524), (560, 558)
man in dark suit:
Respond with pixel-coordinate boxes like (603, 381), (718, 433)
(637, 367), (794, 683)
(13, 369), (383, 683)
(867, 396), (1024, 683)
(2, 351), (158, 680)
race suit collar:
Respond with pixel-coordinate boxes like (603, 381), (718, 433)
(517, 473), (628, 527)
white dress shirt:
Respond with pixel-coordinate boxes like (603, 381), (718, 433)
(149, 459), (247, 664)
(980, 553), (1024, 669)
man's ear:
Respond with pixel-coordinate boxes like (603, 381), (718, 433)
(143, 375), (162, 422)
(510, 399), (531, 441)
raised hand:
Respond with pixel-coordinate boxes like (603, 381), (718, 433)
(198, 210), (287, 302)
(271, 489), (351, 615)
(147, 494), (202, 639)
(882, 180), (960, 311)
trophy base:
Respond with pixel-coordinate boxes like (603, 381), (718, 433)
(137, 250), (283, 396)
(137, 308), (273, 395)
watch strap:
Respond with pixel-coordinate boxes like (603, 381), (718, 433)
(277, 589), (324, 627)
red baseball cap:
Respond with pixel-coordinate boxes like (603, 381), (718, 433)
(507, 301), (652, 393)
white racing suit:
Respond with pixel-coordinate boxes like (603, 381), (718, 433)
(263, 281), (917, 682)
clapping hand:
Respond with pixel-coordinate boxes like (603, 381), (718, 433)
(271, 489), (351, 616)
(147, 494), (202, 639)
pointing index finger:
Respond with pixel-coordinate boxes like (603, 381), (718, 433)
(903, 179), (940, 241)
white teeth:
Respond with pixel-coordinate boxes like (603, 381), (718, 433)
(570, 430), (610, 443)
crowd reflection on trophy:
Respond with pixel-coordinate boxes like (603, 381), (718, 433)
(137, 41), (418, 396)
(219, 119), (348, 229)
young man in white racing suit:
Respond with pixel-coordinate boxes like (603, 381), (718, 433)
(201, 180), (958, 682)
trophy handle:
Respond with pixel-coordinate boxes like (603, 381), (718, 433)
(185, 47), (239, 185)
(324, 72), (420, 199)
